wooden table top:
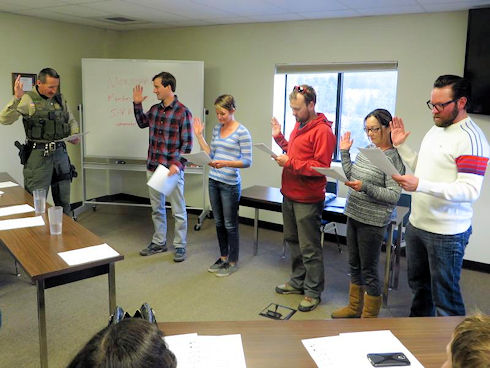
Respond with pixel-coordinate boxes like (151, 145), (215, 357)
(0, 172), (123, 281)
(159, 317), (462, 368)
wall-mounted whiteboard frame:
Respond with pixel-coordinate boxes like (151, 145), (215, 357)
(81, 58), (204, 159)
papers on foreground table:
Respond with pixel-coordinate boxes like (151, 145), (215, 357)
(302, 330), (424, 368)
(165, 333), (247, 368)
(58, 243), (120, 266)
(0, 181), (19, 189)
(0, 204), (35, 217)
(147, 164), (179, 196)
(0, 215), (45, 231)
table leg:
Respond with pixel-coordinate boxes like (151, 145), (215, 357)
(382, 223), (394, 307)
(37, 279), (48, 368)
(393, 223), (403, 289)
(108, 263), (116, 314)
(253, 208), (259, 256)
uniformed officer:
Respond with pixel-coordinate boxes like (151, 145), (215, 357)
(0, 68), (80, 214)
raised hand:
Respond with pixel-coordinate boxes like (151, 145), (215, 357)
(390, 116), (410, 146)
(193, 117), (204, 136)
(339, 131), (353, 150)
(132, 85), (147, 104)
(14, 75), (24, 99)
(271, 117), (281, 137)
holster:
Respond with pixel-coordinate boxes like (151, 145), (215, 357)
(14, 141), (32, 166)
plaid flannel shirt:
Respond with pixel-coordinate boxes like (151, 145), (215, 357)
(133, 96), (193, 171)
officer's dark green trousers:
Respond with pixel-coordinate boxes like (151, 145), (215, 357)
(23, 147), (71, 215)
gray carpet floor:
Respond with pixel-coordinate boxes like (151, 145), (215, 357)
(0, 205), (488, 367)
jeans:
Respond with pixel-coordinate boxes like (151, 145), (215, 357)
(405, 222), (472, 316)
(346, 217), (387, 296)
(282, 196), (324, 299)
(208, 178), (241, 263)
(147, 170), (187, 249)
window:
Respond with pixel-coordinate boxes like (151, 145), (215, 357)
(272, 64), (398, 160)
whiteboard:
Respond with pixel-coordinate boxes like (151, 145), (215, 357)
(81, 58), (204, 159)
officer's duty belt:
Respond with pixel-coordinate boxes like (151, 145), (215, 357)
(30, 141), (66, 152)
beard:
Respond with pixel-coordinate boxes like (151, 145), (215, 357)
(433, 104), (458, 127)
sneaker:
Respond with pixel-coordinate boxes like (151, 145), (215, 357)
(298, 296), (321, 312)
(173, 248), (186, 262)
(275, 282), (304, 295)
(139, 243), (167, 256)
(208, 258), (226, 273)
(216, 263), (238, 277)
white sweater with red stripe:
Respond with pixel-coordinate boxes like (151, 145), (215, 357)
(396, 117), (489, 235)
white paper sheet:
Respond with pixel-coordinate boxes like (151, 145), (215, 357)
(165, 333), (247, 368)
(312, 166), (348, 182)
(165, 333), (199, 368)
(58, 243), (120, 266)
(182, 151), (212, 166)
(253, 143), (278, 158)
(302, 330), (424, 368)
(0, 215), (44, 231)
(147, 165), (179, 196)
(0, 204), (35, 217)
(0, 190), (4, 195)
(0, 181), (19, 189)
(62, 131), (89, 142)
(359, 147), (401, 176)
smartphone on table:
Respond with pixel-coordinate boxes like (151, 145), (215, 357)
(367, 352), (411, 367)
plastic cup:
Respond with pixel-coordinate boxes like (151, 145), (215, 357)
(48, 206), (63, 235)
(33, 188), (46, 215)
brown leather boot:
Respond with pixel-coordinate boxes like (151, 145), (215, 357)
(361, 293), (382, 318)
(331, 283), (363, 318)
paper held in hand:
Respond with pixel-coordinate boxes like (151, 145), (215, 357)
(312, 166), (348, 182)
(253, 143), (277, 158)
(358, 147), (401, 176)
(181, 151), (212, 166)
(147, 165), (179, 196)
(62, 131), (89, 142)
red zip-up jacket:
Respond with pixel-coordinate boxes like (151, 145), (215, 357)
(274, 113), (335, 203)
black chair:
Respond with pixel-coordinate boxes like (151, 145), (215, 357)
(320, 180), (342, 253)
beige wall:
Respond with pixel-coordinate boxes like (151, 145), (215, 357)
(0, 11), (489, 263)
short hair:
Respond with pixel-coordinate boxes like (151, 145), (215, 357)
(152, 72), (176, 92)
(364, 108), (392, 128)
(38, 68), (60, 82)
(289, 84), (316, 106)
(67, 318), (177, 368)
(433, 75), (471, 109)
(214, 94), (236, 111)
(450, 314), (490, 368)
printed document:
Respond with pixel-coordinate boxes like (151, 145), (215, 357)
(0, 204), (35, 217)
(182, 151), (212, 166)
(58, 243), (120, 266)
(313, 166), (348, 182)
(147, 165), (179, 196)
(254, 143), (277, 158)
(359, 147), (400, 176)
(0, 181), (19, 189)
(0, 216), (44, 231)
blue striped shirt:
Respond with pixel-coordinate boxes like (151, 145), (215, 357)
(209, 123), (252, 185)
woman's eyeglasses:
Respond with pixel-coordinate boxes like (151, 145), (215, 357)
(364, 127), (381, 134)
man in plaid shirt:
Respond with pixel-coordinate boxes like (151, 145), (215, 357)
(133, 72), (193, 262)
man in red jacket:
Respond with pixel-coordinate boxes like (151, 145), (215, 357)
(272, 85), (336, 312)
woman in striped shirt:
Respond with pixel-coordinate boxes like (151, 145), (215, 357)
(193, 95), (252, 277)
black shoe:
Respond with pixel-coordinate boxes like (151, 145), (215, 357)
(208, 258), (226, 273)
(140, 243), (167, 256)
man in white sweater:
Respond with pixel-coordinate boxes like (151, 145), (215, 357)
(391, 75), (489, 316)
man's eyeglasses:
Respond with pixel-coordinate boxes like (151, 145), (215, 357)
(426, 98), (458, 112)
(364, 127), (381, 134)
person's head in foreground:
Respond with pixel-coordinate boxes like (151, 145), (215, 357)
(67, 318), (176, 368)
(441, 313), (490, 368)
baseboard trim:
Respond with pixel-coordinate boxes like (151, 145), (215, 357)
(462, 260), (490, 273)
